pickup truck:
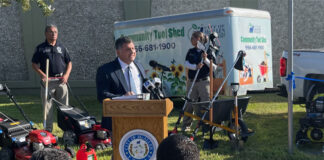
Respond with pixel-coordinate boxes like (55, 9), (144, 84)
(278, 49), (324, 103)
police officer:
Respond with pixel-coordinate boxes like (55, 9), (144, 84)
(32, 24), (72, 132)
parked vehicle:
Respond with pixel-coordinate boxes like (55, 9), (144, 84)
(278, 49), (324, 102)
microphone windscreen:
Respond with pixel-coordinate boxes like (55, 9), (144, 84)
(149, 60), (157, 68)
(153, 77), (161, 85)
(143, 79), (155, 90)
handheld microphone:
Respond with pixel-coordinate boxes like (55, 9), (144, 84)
(143, 79), (161, 99)
(152, 77), (164, 99)
(149, 60), (171, 72)
(143, 79), (155, 91)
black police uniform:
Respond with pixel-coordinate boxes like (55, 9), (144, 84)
(32, 41), (71, 77)
(185, 48), (216, 81)
(31, 40), (71, 132)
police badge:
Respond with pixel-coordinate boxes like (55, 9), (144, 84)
(57, 46), (62, 54)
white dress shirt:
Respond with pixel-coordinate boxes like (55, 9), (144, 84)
(118, 58), (143, 95)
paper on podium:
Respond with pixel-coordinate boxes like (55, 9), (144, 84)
(111, 95), (140, 100)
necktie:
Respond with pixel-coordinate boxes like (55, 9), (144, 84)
(127, 66), (137, 94)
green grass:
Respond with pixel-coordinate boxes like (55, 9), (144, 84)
(1, 93), (324, 160)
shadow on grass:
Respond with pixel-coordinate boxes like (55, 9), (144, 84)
(189, 111), (324, 160)
(247, 93), (288, 103)
(167, 105), (323, 160)
(0, 95), (103, 124)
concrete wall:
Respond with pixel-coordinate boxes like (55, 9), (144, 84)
(1, 0), (324, 93)
(259, 0), (324, 85)
(151, 0), (230, 17)
(46, 0), (124, 81)
(0, 3), (28, 81)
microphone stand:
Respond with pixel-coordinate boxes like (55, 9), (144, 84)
(160, 70), (167, 97)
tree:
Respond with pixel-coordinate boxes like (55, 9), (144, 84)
(0, 0), (55, 16)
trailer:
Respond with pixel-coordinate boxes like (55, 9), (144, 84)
(114, 7), (273, 96)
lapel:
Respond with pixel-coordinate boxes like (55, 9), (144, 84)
(112, 58), (129, 92)
(134, 62), (146, 79)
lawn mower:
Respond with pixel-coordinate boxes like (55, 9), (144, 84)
(296, 83), (324, 145)
(0, 83), (74, 160)
(42, 80), (112, 149)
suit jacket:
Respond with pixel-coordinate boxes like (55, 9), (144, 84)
(96, 58), (147, 102)
(96, 58), (147, 130)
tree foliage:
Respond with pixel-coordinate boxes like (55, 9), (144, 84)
(0, 0), (55, 16)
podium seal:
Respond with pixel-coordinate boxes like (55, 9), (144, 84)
(119, 129), (158, 160)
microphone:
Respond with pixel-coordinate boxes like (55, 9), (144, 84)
(152, 77), (161, 87)
(143, 79), (160, 99)
(149, 60), (171, 72)
(152, 77), (164, 99)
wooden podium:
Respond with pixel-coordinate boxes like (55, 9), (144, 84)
(103, 98), (173, 160)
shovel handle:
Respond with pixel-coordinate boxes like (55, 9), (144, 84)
(43, 59), (49, 129)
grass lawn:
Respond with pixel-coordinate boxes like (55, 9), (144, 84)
(1, 92), (324, 160)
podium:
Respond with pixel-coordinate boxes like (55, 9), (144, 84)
(103, 98), (173, 160)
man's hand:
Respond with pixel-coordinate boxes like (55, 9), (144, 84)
(124, 91), (135, 96)
(62, 61), (72, 84)
(197, 63), (204, 69)
(202, 52), (207, 60)
(41, 74), (47, 82)
(61, 74), (69, 84)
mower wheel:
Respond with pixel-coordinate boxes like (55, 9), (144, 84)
(105, 143), (112, 148)
(95, 144), (102, 150)
(63, 130), (77, 146)
(95, 143), (106, 150)
(295, 130), (307, 145)
(101, 143), (107, 149)
(65, 146), (75, 158)
(0, 147), (14, 160)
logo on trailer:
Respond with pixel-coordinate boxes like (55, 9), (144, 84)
(248, 23), (261, 34)
(119, 129), (158, 160)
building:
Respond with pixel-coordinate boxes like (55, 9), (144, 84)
(1, 0), (323, 95)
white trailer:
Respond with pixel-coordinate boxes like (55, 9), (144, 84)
(114, 7), (273, 96)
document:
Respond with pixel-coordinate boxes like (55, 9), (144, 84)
(112, 95), (140, 100)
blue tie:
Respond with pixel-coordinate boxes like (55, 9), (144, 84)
(127, 66), (137, 94)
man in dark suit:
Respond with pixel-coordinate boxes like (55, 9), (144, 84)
(96, 36), (147, 130)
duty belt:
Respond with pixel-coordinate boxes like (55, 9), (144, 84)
(189, 77), (208, 82)
(51, 73), (63, 77)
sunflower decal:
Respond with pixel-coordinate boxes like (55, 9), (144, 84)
(149, 59), (187, 95)
(173, 71), (181, 78)
(156, 67), (163, 72)
(166, 61), (186, 95)
(150, 72), (158, 78)
(177, 64), (184, 72)
(170, 64), (176, 72)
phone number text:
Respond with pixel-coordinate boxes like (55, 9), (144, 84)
(135, 42), (176, 52)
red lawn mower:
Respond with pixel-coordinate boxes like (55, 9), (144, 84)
(44, 81), (112, 150)
(0, 83), (74, 160)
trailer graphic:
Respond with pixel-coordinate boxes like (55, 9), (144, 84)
(114, 7), (273, 96)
